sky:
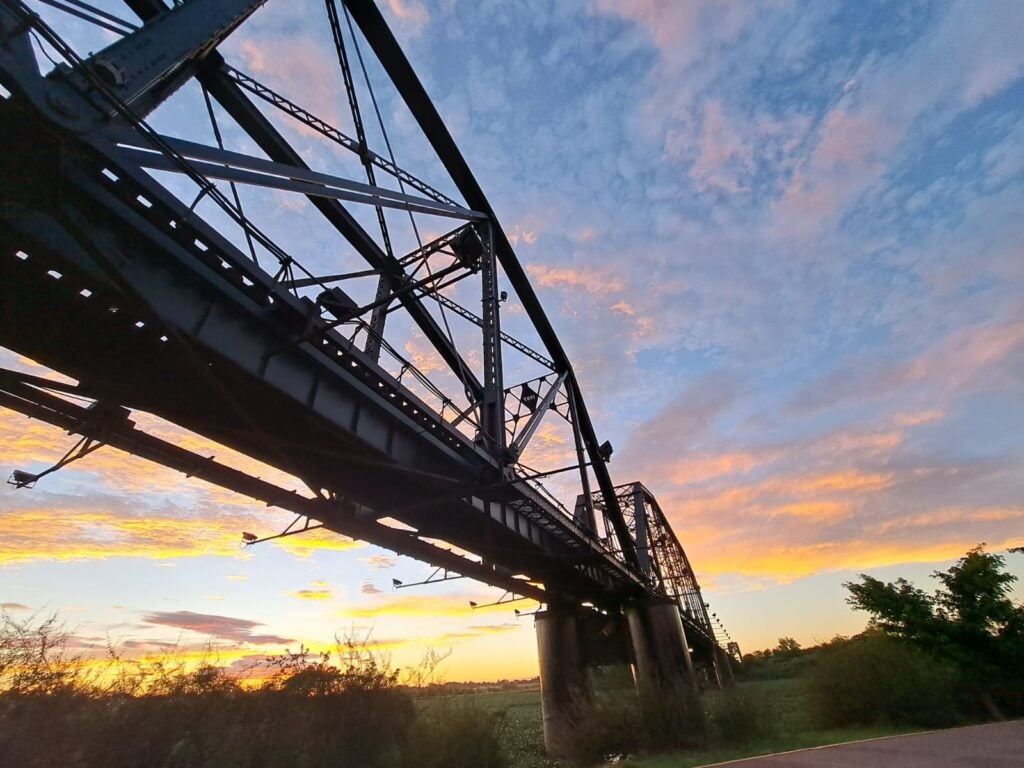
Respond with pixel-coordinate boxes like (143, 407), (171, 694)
(2, 0), (1023, 682)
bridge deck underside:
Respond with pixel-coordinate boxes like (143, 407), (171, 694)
(0, 114), (643, 608)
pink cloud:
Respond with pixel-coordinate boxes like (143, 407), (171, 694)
(525, 264), (627, 295)
(795, 317), (1024, 413)
(142, 610), (291, 645)
(689, 101), (755, 193)
(385, 0), (429, 31)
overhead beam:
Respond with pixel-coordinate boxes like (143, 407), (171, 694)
(114, 145), (481, 220)
(111, 132), (483, 218)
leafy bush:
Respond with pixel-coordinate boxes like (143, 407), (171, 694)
(808, 632), (961, 728)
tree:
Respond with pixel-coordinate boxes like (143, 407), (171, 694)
(775, 637), (802, 656)
(845, 545), (1024, 716)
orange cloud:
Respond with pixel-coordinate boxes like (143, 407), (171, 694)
(781, 470), (894, 495)
(695, 529), (1024, 584)
(773, 500), (853, 521)
(668, 452), (761, 485)
(272, 527), (363, 558)
(673, 469), (893, 521)
(291, 589), (332, 601)
(0, 506), (359, 566)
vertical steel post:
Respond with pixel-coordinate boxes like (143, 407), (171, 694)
(633, 484), (652, 579)
(480, 223), (505, 458)
(568, 387), (596, 532)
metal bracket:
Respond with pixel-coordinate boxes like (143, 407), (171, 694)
(7, 434), (105, 488)
(469, 591), (527, 610)
(241, 513), (324, 546)
(391, 566), (464, 590)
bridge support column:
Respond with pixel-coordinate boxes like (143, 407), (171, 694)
(625, 597), (697, 697)
(534, 607), (589, 757)
(715, 645), (735, 687)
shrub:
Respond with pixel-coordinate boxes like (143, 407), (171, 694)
(808, 632), (961, 728)
(706, 689), (774, 745)
(0, 611), (88, 696)
(402, 698), (506, 768)
(638, 686), (707, 752)
(562, 685), (708, 764)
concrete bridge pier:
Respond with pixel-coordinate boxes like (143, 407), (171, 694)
(624, 597), (697, 697)
(715, 645), (736, 687)
(534, 607), (590, 757)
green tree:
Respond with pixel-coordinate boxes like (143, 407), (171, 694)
(845, 545), (1024, 716)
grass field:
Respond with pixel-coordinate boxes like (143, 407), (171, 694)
(441, 678), (916, 768)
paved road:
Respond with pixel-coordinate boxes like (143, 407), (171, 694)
(711, 721), (1024, 767)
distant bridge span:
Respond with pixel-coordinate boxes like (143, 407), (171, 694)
(0, 0), (733, 751)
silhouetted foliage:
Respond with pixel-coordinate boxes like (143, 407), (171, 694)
(845, 545), (1024, 717)
(0, 611), (502, 768)
(774, 637), (801, 657)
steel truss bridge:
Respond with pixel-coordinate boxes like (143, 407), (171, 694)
(0, 0), (734, 677)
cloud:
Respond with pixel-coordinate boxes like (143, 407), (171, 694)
(291, 589), (332, 601)
(271, 528), (363, 559)
(697, 526), (1024, 583)
(141, 611), (291, 645)
(359, 555), (397, 569)
(0, 507), (253, 565)
(525, 264), (626, 296)
(689, 101), (755, 193)
(667, 452), (762, 486)
(384, 0), (429, 32)
(1, 603), (30, 612)
(360, 580), (382, 595)
(792, 317), (1024, 414)
(0, 500), (360, 566)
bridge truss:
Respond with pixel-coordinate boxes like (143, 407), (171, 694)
(0, 0), (727, 657)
